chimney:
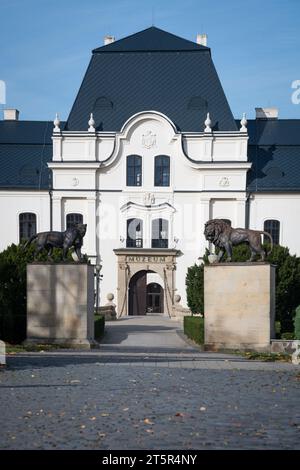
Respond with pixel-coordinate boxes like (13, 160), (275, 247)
(104, 35), (115, 45)
(255, 107), (278, 119)
(4, 108), (19, 121)
(196, 33), (207, 47)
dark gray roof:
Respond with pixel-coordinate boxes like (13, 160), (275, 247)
(0, 120), (64, 189)
(67, 27), (237, 132)
(0, 120), (53, 144)
(0, 143), (52, 189)
(245, 119), (300, 191)
(246, 119), (300, 145)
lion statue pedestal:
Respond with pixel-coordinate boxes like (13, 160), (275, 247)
(25, 263), (96, 349)
(204, 263), (276, 352)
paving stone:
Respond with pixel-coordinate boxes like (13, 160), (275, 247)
(0, 316), (299, 449)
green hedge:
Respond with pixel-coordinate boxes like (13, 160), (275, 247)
(294, 306), (300, 340)
(0, 315), (26, 344)
(95, 314), (105, 339)
(184, 316), (204, 345)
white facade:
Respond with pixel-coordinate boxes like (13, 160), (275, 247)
(2, 109), (299, 314)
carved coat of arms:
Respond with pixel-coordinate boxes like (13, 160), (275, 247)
(142, 131), (156, 149)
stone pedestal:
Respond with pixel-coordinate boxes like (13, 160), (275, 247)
(97, 305), (117, 321)
(171, 294), (192, 322)
(204, 263), (275, 352)
(0, 340), (5, 365)
(26, 263), (95, 349)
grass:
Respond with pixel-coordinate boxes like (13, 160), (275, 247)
(235, 351), (292, 362)
(184, 316), (204, 345)
(5, 343), (70, 354)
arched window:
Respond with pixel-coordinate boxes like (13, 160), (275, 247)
(127, 219), (143, 248)
(152, 219), (168, 248)
(264, 220), (280, 245)
(66, 213), (83, 229)
(154, 155), (170, 187)
(19, 213), (36, 242)
(127, 155), (142, 186)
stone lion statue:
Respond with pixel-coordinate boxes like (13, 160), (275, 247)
(24, 223), (87, 261)
(204, 219), (273, 262)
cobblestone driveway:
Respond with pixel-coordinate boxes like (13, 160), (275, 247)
(0, 316), (299, 449)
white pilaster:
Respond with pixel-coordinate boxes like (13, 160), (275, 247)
(52, 196), (62, 231)
(86, 195), (97, 256)
(52, 135), (62, 161)
(199, 198), (211, 256)
(236, 197), (247, 228)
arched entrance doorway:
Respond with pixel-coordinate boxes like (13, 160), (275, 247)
(114, 248), (179, 317)
(128, 270), (164, 315)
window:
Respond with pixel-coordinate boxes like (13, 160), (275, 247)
(127, 155), (142, 186)
(154, 155), (170, 187)
(19, 213), (36, 242)
(264, 220), (280, 245)
(93, 96), (113, 110)
(152, 219), (168, 248)
(127, 219), (143, 248)
(187, 96), (207, 110)
(66, 213), (83, 229)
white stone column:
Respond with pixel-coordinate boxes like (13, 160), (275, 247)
(52, 196), (62, 231)
(52, 135), (62, 161)
(199, 198), (210, 256)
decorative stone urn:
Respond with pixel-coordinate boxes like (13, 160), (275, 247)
(208, 253), (218, 264)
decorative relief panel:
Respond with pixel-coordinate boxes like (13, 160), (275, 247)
(142, 131), (156, 149)
(71, 177), (79, 187)
(219, 177), (230, 187)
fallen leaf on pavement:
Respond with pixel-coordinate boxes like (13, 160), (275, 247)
(144, 418), (153, 425)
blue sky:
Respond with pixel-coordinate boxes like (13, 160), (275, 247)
(0, 0), (299, 121)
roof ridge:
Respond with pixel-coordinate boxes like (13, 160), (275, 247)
(92, 26), (209, 53)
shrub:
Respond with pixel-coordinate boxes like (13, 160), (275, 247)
(275, 321), (281, 338)
(184, 316), (204, 345)
(0, 315), (27, 344)
(186, 264), (204, 314)
(95, 314), (105, 339)
(281, 332), (295, 340)
(294, 306), (300, 340)
(185, 243), (300, 332)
